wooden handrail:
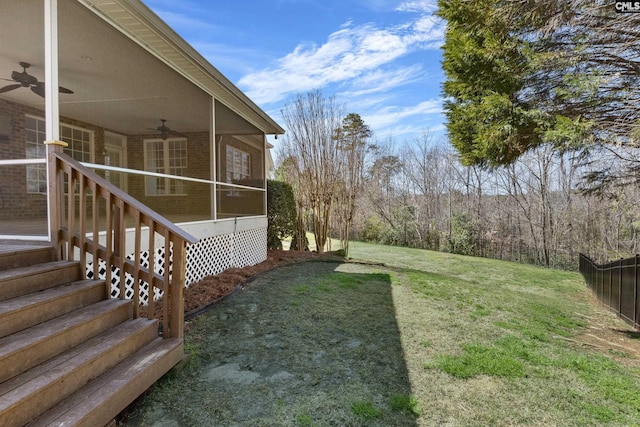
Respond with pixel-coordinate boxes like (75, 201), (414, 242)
(47, 145), (197, 339)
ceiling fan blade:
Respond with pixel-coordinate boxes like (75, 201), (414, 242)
(31, 84), (45, 98)
(0, 84), (22, 94)
(145, 120), (185, 139)
(31, 82), (74, 97)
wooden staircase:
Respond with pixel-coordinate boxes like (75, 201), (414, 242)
(0, 244), (184, 427)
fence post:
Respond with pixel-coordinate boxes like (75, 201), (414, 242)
(609, 261), (613, 308)
(599, 259), (603, 303)
(619, 258), (623, 317)
(635, 255), (639, 328)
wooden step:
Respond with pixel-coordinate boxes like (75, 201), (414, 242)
(0, 261), (82, 302)
(0, 299), (132, 383)
(0, 279), (106, 339)
(0, 245), (55, 271)
(26, 338), (183, 427)
(0, 318), (160, 427)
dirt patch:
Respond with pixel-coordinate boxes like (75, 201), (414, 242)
(122, 261), (419, 426)
(183, 250), (341, 312)
(573, 292), (640, 366)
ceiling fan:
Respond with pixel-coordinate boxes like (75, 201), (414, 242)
(0, 62), (74, 98)
(148, 119), (187, 140)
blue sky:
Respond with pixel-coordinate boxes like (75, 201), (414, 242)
(144, 0), (445, 147)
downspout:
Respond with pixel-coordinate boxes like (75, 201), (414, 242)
(263, 133), (267, 216)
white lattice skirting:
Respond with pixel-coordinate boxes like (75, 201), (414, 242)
(86, 226), (267, 305)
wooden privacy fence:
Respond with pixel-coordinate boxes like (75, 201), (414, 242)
(579, 253), (640, 329)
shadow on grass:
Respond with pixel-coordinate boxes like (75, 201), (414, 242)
(123, 261), (417, 426)
(614, 328), (640, 340)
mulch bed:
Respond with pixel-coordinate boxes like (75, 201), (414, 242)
(144, 250), (343, 320)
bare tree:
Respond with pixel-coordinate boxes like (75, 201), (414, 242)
(403, 131), (450, 248)
(280, 90), (344, 253)
(366, 141), (402, 233)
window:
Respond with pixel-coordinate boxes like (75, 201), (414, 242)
(25, 116), (94, 194)
(25, 116), (47, 194)
(104, 132), (127, 191)
(226, 146), (250, 183)
(60, 125), (92, 163)
(144, 139), (187, 195)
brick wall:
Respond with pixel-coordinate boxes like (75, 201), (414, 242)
(0, 98), (214, 221)
(217, 135), (264, 186)
(127, 132), (211, 216)
(0, 99), (49, 220)
(217, 135), (265, 217)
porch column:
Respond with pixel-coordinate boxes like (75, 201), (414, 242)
(211, 97), (217, 220)
(44, 0), (60, 141)
(44, 0), (64, 249)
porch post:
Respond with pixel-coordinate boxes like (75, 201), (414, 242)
(44, 0), (60, 140)
(210, 97), (217, 220)
(44, 0), (64, 252)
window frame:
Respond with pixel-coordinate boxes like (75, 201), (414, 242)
(225, 145), (251, 184)
(25, 115), (94, 194)
(104, 131), (128, 192)
(143, 137), (188, 196)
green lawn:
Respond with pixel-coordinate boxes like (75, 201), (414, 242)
(347, 241), (640, 426)
(125, 241), (640, 426)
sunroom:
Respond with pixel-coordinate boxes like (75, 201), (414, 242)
(0, 0), (284, 287)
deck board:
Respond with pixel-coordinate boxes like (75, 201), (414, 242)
(0, 240), (50, 255)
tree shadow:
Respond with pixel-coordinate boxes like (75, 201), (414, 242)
(124, 261), (419, 426)
(613, 328), (640, 340)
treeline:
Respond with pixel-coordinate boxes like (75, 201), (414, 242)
(343, 133), (640, 269)
(274, 89), (640, 270)
(431, 1), (640, 265)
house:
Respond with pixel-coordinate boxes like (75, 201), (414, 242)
(0, 0), (284, 425)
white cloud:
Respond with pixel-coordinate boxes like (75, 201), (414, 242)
(395, 1), (438, 13)
(369, 122), (446, 142)
(362, 99), (442, 130)
(340, 65), (424, 97)
(238, 15), (444, 104)
(408, 16), (444, 45)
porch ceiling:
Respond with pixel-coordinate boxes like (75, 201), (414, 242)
(0, 0), (267, 137)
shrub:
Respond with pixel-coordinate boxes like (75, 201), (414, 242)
(267, 180), (297, 249)
(447, 212), (480, 256)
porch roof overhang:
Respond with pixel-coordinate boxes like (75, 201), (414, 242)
(81, 0), (284, 137)
(0, 0), (283, 138)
